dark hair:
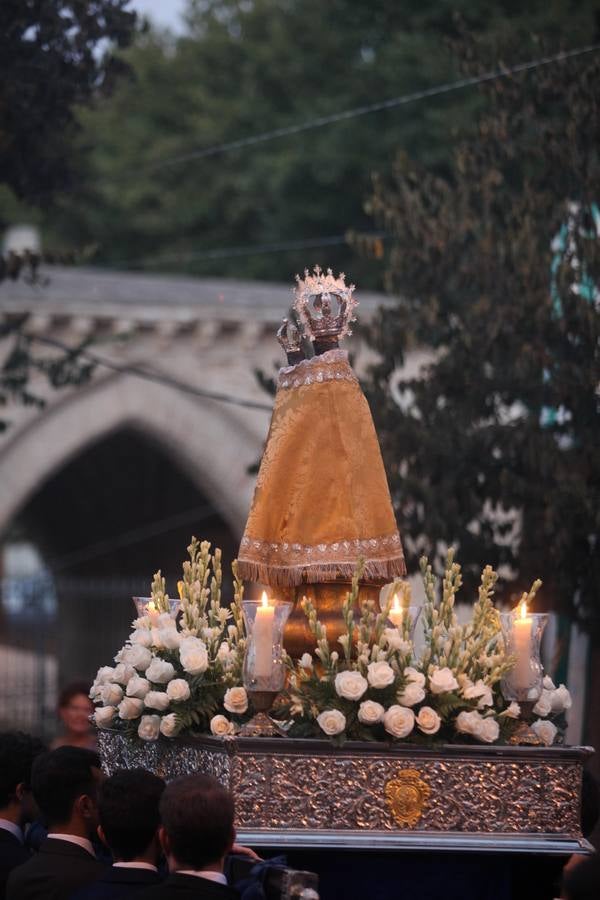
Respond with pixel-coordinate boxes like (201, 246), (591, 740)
(562, 854), (600, 900)
(0, 732), (46, 808)
(160, 774), (234, 869)
(99, 768), (165, 861)
(31, 747), (101, 826)
(581, 769), (600, 838)
(58, 681), (92, 710)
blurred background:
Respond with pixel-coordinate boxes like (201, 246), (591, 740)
(0, 1), (598, 767)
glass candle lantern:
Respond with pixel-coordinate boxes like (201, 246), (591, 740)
(132, 596), (180, 622)
(500, 608), (548, 703)
(379, 588), (422, 642)
(242, 593), (292, 694)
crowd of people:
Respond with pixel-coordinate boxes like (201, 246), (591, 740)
(0, 733), (255, 900)
(0, 721), (598, 900)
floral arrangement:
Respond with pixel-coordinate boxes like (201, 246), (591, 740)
(90, 540), (571, 746)
(91, 539), (253, 741)
(274, 552), (571, 746)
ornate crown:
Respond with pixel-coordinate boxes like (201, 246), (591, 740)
(293, 265), (358, 343)
(276, 317), (302, 354)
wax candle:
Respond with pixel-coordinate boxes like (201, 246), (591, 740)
(146, 600), (160, 624)
(254, 591), (275, 679)
(389, 593), (404, 629)
(512, 599), (533, 692)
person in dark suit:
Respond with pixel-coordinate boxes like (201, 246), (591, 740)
(70, 768), (165, 900)
(0, 732), (46, 899)
(136, 774), (239, 900)
(6, 747), (106, 900)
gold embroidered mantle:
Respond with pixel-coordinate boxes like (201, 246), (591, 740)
(237, 350), (405, 586)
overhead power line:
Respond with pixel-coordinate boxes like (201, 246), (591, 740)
(139, 43), (600, 173)
(31, 335), (273, 412)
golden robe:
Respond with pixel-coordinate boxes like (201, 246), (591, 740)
(238, 349), (405, 586)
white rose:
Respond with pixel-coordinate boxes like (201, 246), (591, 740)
(456, 710), (481, 736)
(367, 661), (395, 689)
(543, 675), (556, 691)
(123, 645), (152, 671)
(138, 714), (160, 741)
(463, 679), (493, 709)
(532, 690), (553, 717)
(473, 716), (500, 744)
(357, 700), (385, 725)
(159, 628), (182, 650)
(383, 705), (415, 738)
(118, 697), (144, 720)
(144, 691), (170, 711)
(166, 679), (191, 702)
(145, 658), (175, 684)
(94, 705), (116, 728)
(317, 709), (346, 736)
(95, 666), (116, 684)
(398, 682), (426, 707)
(210, 714), (235, 736)
(429, 667), (459, 694)
(500, 701), (521, 718)
(223, 686), (248, 714)
(550, 684), (572, 713)
(179, 637), (209, 675)
(101, 683), (123, 706)
(404, 667), (426, 688)
(416, 706), (441, 735)
(335, 670), (368, 701)
(126, 676), (151, 699)
(112, 663), (135, 685)
(159, 714), (180, 738)
(299, 653), (313, 669)
(532, 718), (558, 746)
(157, 613), (175, 629)
(130, 629), (153, 648)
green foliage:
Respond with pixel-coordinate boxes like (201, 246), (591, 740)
(364, 35), (600, 634)
(40, 0), (598, 284)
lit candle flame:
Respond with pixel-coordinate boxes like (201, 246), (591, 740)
(392, 593), (401, 613)
(519, 599), (528, 619)
(148, 600), (156, 613)
(261, 590), (269, 607)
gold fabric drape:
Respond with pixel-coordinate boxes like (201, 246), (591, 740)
(238, 350), (405, 586)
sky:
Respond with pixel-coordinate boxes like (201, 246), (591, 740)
(129, 0), (187, 33)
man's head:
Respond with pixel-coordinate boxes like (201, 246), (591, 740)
(98, 768), (165, 863)
(159, 774), (235, 872)
(31, 746), (102, 837)
(0, 732), (46, 825)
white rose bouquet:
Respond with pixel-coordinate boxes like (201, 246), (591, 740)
(274, 551), (567, 746)
(90, 538), (252, 740)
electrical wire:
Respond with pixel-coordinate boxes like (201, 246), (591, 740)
(30, 334), (274, 412)
(136, 43), (600, 173)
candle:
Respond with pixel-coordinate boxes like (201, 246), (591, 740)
(254, 591), (275, 679)
(511, 599), (533, 692)
(389, 593), (404, 629)
(145, 599), (160, 624)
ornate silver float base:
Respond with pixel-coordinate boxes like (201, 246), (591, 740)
(98, 731), (593, 854)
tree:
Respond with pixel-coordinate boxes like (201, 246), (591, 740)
(0, 0), (137, 204)
(43, 0), (599, 286)
(363, 36), (600, 640)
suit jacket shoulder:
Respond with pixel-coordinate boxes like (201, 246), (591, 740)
(6, 837), (106, 900)
(0, 829), (30, 897)
(135, 872), (238, 900)
(69, 866), (161, 900)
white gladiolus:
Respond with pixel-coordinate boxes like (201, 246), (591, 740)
(299, 653), (313, 669)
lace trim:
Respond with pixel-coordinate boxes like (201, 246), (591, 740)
(278, 349), (357, 390)
(237, 532), (406, 586)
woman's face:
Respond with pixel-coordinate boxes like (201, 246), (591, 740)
(59, 692), (93, 735)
